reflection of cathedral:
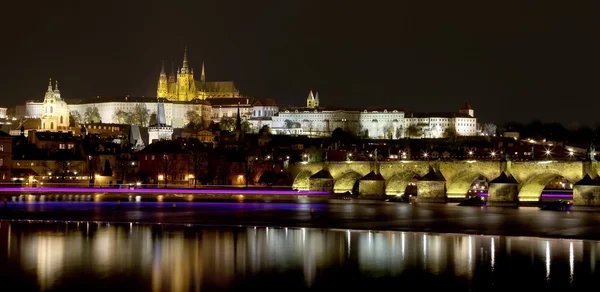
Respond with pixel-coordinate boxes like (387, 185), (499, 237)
(157, 48), (239, 101)
(41, 78), (69, 131)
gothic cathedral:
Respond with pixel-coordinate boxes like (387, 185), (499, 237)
(157, 48), (239, 101)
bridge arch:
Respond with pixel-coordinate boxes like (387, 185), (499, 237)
(518, 173), (575, 202)
(292, 170), (312, 191)
(385, 172), (419, 196)
(446, 171), (490, 199)
(334, 171), (362, 194)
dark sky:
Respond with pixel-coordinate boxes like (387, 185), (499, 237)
(1, 0), (598, 126)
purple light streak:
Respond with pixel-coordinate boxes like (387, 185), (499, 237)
(0, 187), (330, 196)
(476, 193), (573, 198)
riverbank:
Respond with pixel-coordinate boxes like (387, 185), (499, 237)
(2, 201), (600, 241)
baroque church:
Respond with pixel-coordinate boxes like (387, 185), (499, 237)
(157, 48), (239, 101)
(41, 78), (69, 131)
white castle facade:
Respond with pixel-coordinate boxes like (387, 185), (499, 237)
(17, 70), (477, 140)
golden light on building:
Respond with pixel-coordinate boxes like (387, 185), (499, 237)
(158, 175), (164, 181)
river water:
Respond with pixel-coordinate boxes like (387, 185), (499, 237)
(0, 221), (598, 291)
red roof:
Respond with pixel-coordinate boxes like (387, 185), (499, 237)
(461, 102), (473, 110)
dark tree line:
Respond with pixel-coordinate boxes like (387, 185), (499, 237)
(500, 120), (600, 144)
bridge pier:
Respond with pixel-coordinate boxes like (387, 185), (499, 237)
(416, 169), (446, 203)
(573, 175), (600, 209)
(309, 170), (334, 193)
(358, 171), (386, 198)
(487, 172), (519, 207)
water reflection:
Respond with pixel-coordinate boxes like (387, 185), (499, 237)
(0, 222), (599, 290)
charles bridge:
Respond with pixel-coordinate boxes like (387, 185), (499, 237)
(289, 159), (600, 207)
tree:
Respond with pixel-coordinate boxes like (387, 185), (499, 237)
(185, 110), (203, 130)
(132, 103), (150, 126)
(113, 109), (133, 124)
(482, 123), (497, 136)
(103, 159), (113, 176)
(69, 111), (82, 127)
(443, 125), (458, 140)
(259, 125), (271, 135)
(241, 120), (251, 133)
(83, 106), (102, 124)
(219, 117), (236, 132)
(159, 154), (173, 188)
(405, 125), (422, 138)
(395, 127), (404, 139)
(189, 143), (207, 187)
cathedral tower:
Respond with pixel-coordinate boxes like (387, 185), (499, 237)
(176, 47), (197, 101)
(157, 61), (168, 98)
(306, 90), (315, 108)
(314, 92), (320, 107)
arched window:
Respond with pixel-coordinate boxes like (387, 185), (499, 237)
(50, 122), (54, 129)
(43, 122), (45, 129)
(50, 107), (53, 114)
(60, 116), (63, 124)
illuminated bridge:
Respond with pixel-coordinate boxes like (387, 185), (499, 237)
(289, 160), (600, 207)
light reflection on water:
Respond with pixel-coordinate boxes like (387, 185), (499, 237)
(0, 222), (598, 291)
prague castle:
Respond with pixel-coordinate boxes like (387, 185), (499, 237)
(11, 48), (480, 142)
(157, 48), (239, 101)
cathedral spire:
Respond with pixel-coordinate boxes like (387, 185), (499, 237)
(54, 80), (59, 92)
(47, 78), (53, 92)
(201, 61), (206, 83)
(181, 46), (189, 73)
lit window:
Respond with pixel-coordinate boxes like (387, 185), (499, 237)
(0, 145), (3, 151)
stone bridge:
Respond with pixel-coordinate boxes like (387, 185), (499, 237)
(288, 160), (600, 206)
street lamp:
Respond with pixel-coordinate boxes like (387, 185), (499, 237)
(490, 151), (496, 158)
(468, 151), (473, 156)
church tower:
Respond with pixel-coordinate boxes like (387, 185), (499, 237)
(41, 78), (69, 131)
(459, 102), (474, 117)
(176, 47), (197, 101)
(306, 90), (315, 108)
(157, 61), (168, 98)
(314, 92), (320, 107)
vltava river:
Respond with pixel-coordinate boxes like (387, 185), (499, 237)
(0, 222), (597, 291)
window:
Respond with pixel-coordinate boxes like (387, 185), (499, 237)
(68, 144), (74, 149)
(151, 155), (155, 160)
(59, 144), (66, 149)
(0, 159), (3, 166)
(0, 145), (3, 152)
(51, 122), (54, 129)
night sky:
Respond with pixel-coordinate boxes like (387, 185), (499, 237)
(1, 0), (598, 126)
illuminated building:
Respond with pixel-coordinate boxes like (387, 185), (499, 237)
(272, 91), (405, 138)
(404, 103), (478, 138)
(40, 79), (69, 131)
(156, 48), (239, 101)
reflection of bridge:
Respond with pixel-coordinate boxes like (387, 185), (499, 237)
(289, 160), (600, 206)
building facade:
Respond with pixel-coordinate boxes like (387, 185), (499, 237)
(271, 92), (404, 139)
(404, 103), (478, 138)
